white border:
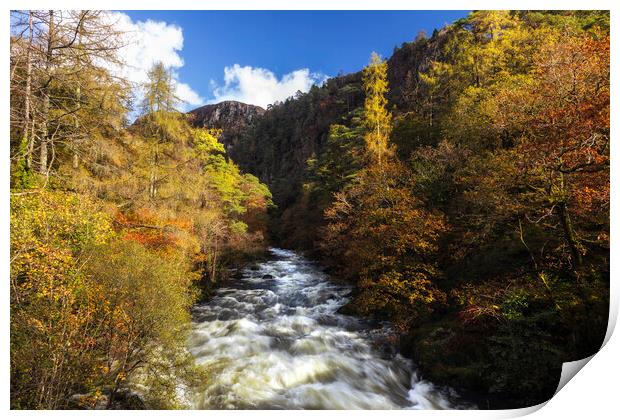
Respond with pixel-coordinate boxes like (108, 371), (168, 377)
(0, 1), (614, 11)
(2, 1), (617, 418)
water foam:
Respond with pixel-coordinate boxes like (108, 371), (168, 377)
(187, 248), (465, 409)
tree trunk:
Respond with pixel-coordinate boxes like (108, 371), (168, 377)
(72, 24), (83, 169)
(210, 240), (218, 283)
(429, 92), (433, 128)
(149, 143), (159, 198)
(40, 104), (49, 175)
(23, 11), (33, 169)
(149, 171), (155, 198)
(558, 202), (583, 267)
(39, 10), (55, 176)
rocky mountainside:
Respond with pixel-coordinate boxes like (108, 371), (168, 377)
(185, 31), (445, 212)
(179, 33), (448, 249)
(210, 33), (450, 248)
(188, 101), (265, 153)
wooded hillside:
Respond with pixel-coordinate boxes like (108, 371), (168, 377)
(227, 10), (610, 407)
(10, 11), (272, 408)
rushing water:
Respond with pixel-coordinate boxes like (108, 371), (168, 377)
(187, 248), (466, 409)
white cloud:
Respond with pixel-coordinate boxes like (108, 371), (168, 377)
(174, 80), (204, 107)
(106, 12), (203, 111)
(210, 64), (327, 108)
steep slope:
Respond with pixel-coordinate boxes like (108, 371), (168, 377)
(184, 31), (447, 235)
(225, 32), (450, 248)
(188, 101), (265, 153)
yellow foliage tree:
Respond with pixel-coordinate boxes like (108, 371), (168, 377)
(362, 52), (394, 165)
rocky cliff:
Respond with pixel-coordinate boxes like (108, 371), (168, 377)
(188, 100), (265, 153)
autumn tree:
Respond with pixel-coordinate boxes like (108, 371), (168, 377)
(10, 191), (205, 409)
(10, 10), (128, 184)
(135, 62), (188, 198)
(10, 11), (273, 410)
(142, 61), (181, 114)
(322, 162), (447, 326)
(493, 31), (610, 268)
(400, 14), (609, 404)
(321, 53), (447, 327)
(362, 52), (394, 165)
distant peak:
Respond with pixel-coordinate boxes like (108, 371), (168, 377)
(189, 101), (265, 114)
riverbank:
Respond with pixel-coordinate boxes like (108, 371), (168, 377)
(338, 273), (606, 410)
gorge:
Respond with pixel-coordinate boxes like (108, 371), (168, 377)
(9, 10), (610, 410)
(187, 248), (468, 409)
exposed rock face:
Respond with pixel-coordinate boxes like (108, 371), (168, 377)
(188, 101), (265, 152)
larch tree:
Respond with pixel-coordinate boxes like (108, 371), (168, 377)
(10, 10), (128, 184)
(362, 52), (393, 166)
(142, 61), (180, 115)
(139, 62), (184, 199)
(320, 52), (447, 328)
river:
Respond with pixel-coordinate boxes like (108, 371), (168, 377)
(186, 248), (468, 409)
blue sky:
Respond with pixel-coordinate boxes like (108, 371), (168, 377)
(118, 10), (469, 109)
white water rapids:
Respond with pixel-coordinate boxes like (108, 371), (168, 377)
(187, 248), (467, 409)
